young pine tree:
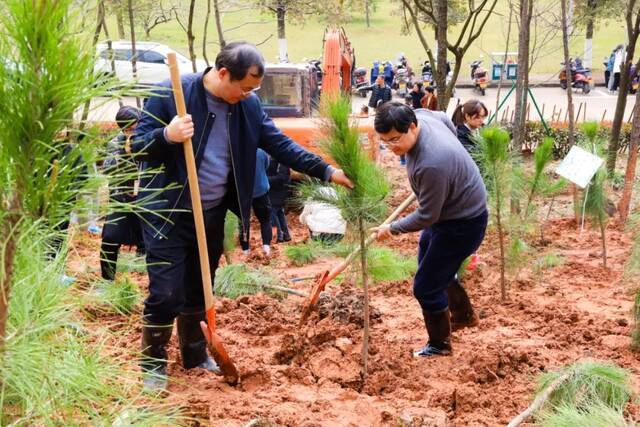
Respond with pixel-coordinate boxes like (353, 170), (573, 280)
(300, 95), (389, 377)
(580, 122), (609, 268)
(474, 126), (512, 302)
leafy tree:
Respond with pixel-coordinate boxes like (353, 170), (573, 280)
(401, 0), (498, 110)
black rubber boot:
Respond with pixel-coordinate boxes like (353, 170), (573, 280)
(414, 308), (452, 357)
(447, 277), (479, 332)
(177, 308), (221, 375)
(141, 323), (173, 391)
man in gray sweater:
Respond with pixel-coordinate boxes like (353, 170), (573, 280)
(371, 102), (488, 357)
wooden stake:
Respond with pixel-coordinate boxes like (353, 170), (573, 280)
(541, 103), (546, 120)
(583, 102), (587, 122)
(601, 109), (607, 123)
(575, 102), (583, 123)
(551, 105), (557, 122)
(507, 372), (572, 427)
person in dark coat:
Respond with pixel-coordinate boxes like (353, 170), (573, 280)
(368, 75), (392, 110)
(383, 61), (394, 87)
(100, 106), (145, 281)
(131, 42), (353, 390)
(238, 148), (273, 257)
(410, 82), (425, 109)
(451, 100), (488, 156)
(267, 155), (291, 242)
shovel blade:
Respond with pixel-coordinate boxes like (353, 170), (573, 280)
(199, 321), (240, 385)
(298, 270), (329, 327)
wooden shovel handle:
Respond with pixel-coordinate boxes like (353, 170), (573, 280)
(167, 53), (216, 328)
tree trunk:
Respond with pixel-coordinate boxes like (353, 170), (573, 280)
(365, 0), (370, 28)
(0, 196), (20, 356)
(213, 0), (226, 49)
(584, 0), (596, 68)
(277, 3), (287, 62)
(115, 0), (126, 39)
(561, 0), (576, 148)
(79, 0), (107, 132)
(203, 0), (212, 66)
(599, 214), (607, 268)
(513, 0), (532, 152)
(358, 217), (370, 378)
(495, 4), (513, 118)
(435, 0), (448, 110)
(562, 0), (580, 223)
(127, 0), (141, 108)
(607, 2), (639, 175)
(187, 0), (197, 72)
(618, 86), (640, 222)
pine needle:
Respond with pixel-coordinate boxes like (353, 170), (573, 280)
(214, 264), (284, 299)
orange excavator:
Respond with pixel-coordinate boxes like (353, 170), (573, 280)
(257, 27), (378, 162)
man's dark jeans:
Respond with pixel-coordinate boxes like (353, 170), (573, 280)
(142, 204), (227, 325)
(413, 210), (488, 313)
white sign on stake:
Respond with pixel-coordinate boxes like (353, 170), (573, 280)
(555, 145), (604, 189)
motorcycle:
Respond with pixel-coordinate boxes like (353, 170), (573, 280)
(470, 60), (488, 96)
(353, 67), (369, 97)
(559, 58), (592, 94)
(421, 61), (434, 88)
(393, 65), (410, 97)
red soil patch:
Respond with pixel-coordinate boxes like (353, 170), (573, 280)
(68, 150), (640, 426)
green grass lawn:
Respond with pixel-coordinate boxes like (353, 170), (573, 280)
(105, 0), (626, 74)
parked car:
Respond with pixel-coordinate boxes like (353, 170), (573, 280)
(94, 40), (207, 85)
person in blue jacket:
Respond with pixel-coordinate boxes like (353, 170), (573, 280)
(130, 42), (353, 390)
(238, 148), (273, 257)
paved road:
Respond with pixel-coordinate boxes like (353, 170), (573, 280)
(86, 86), (637, 125)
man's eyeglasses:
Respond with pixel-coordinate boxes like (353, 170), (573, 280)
(379, 134), (404, 146)
(240, 85), (261, 97)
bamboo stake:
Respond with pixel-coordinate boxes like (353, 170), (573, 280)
(507, 372), (572, 427)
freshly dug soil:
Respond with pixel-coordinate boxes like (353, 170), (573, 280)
(67, 150), (640, 426)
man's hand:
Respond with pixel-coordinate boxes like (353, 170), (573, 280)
(165, 114), (194, 143)
(330, 169), (354, 189)
(370, 224), (393, 241)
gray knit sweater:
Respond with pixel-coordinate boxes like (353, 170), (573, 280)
(390, 111), (487, 233)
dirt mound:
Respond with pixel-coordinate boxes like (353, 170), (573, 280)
(317, 287), (382, 327)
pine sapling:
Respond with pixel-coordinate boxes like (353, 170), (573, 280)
(581, 122), (609, 267)
(300, 95), (389, 377)
(223, 212), (239, 264)
(475, 126), (511, 302)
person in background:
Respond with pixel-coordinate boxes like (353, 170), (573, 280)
(421, 86), (438, 111)
(267, 155), (292, 243)
(611, 44), (624, 92)
(605, 50), (615, 88)
(451, 100), (488, 156)
(410, 82), (425, 109)
(100, 106), (145, 281)
(368, 75), (392, 110)
(384, 61), (394, 87)
(239, 148), (273, 257)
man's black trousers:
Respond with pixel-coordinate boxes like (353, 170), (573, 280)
(142, 204), (227, 325)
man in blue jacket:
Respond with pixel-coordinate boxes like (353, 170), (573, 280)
(132, 42), (352, 390)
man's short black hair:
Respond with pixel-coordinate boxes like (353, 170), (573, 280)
(374, 102), (417, 134)
(115, 106), (140, 130)
(215, 42), (265, 81)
